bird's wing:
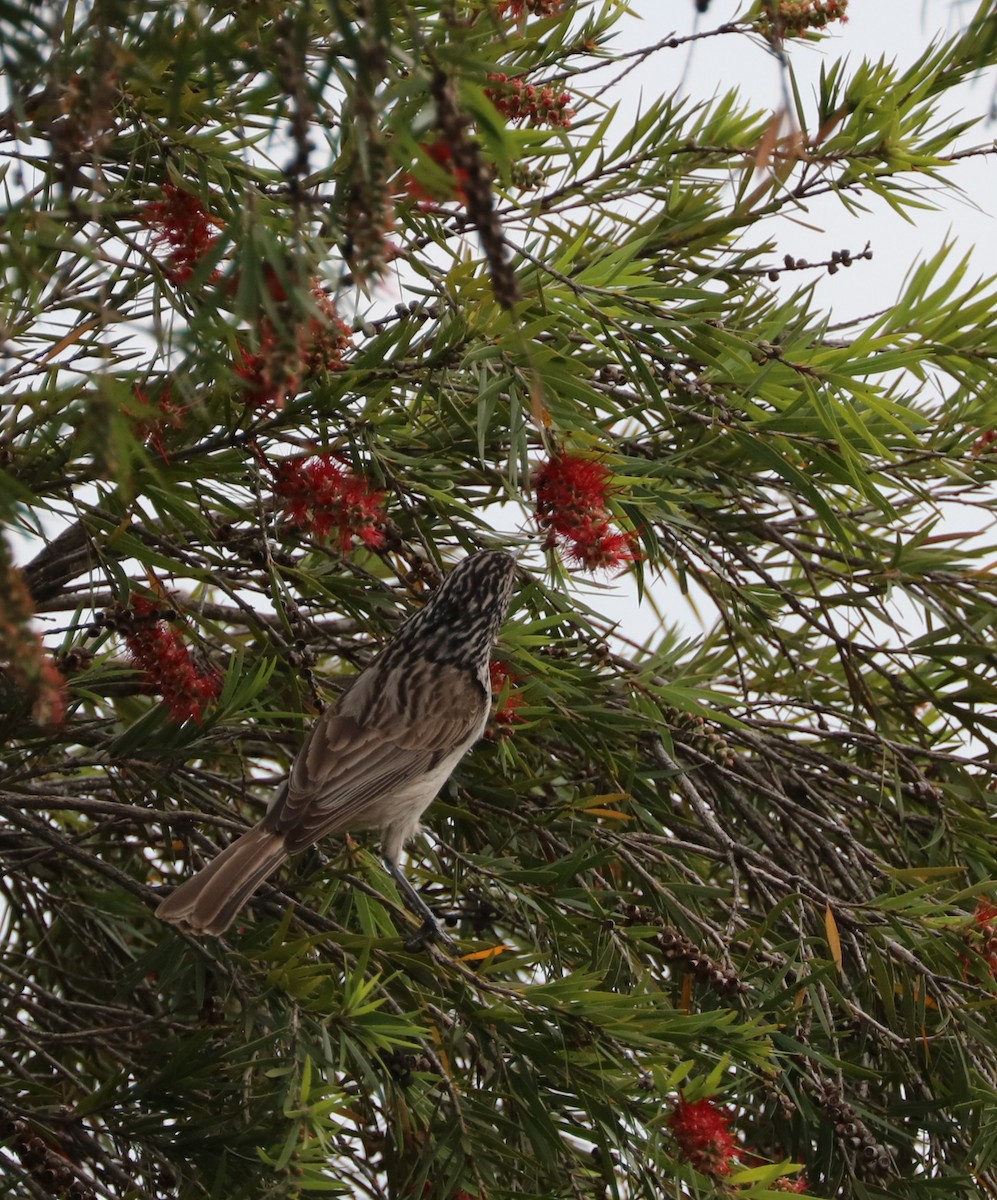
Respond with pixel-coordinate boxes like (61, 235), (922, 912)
(264, 662), (487, 851)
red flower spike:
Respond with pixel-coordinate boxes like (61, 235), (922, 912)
(972, 429), (997, 456)
(262, 264), (289, 303)
(486, 74), (574, 128)
(761, 0), (848, 36)
(402, 141), (470, 209)
(667, 1096), (738, 1177)
(535, 454), (611, 532)
(303, 285), (353, 376)
(35, 650), (67, 727)
(739, 1154), (809, 1193)
(130, 384), (186, 461)
(124, 593), (221, 724)
(272, 455), (386, 552)
(967, 898), (997, 977)
(234, 284), (351, 410)
(565, 524), (636, 572)
(499, 0), (564, 18)
(234, 329), (294, 409)
(489, 661), (525, 729)
(142, 183), (223, 286)
(769, 1174), (809, 1193)
(0, 558), (68, 728)
(534, 452), (635, 574)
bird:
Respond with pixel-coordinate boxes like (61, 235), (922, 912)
(155, 549), (519, 947)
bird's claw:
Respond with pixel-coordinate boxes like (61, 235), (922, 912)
(404, 917), (458, 954)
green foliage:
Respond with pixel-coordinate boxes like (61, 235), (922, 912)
(3, 1), (997, 1198)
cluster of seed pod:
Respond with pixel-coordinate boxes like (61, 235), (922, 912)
(0, 1106), (94, 1199)
(382, 1050), (437, 1089)
(343, 145), (394, 280)
(618, 902), (747, 997)
(816, 1084), (894, 1181)
(667, 708), (738, 768)
(431, 70), (520, 309)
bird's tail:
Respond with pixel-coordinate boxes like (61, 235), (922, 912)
(155, 826), (288, 936)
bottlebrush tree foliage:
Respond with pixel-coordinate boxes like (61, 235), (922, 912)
(3, 1), (997, 1197)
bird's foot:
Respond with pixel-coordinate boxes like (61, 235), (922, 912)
(404, 917), (458, 954)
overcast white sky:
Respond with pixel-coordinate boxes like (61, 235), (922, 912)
(570, 0), (997, 644)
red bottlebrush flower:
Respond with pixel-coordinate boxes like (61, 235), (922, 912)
(769, 1174), (809, 1193)
(124, 593), (221, 724)
(130, 384), (186, 460)
(564, 521), (636, 572)
(262, 263), (289, 303)
(489, 661), (525, 731)
(535, 453), (612, 534)
(234, 283), (351, 409)
(142, 183), (223, 286)
(302, 285), (353, 376)
(234, 327), (293, 409)
(485, 74), (574, 128)
(667, 1096), (738, 1176)
(534, 452), (635, 573)
(965, 898), (997, 978)
(759, 0), (848, 36)
(35, 653), (68, 727)
(402, 141), (469, 209)
(971, 429), (997, 456)
(739, 1154), (809, 1193)
(499, 0), (564, 18)
(0, 549), (68, 728)
(272, 454), (385, 552)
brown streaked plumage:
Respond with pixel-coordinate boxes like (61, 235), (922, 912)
(155, 550), (518, 946)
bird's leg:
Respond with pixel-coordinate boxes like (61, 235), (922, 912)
(382, 856), (458, 952)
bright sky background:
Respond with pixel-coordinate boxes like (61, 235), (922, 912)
(572, 0), (997, 646)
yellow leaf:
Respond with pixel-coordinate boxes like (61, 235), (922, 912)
(578, 792), (629, 809)
(680, 971), (693, 1014)
(754, 108), (783, 171)
(896, 982), (938, 1011)
(41, 318), (101, 364)
(528, 371), (551, 428)
(825, 905), (843, 973)
(459, 945), (511, 963)
(581, 808), (632, 822)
